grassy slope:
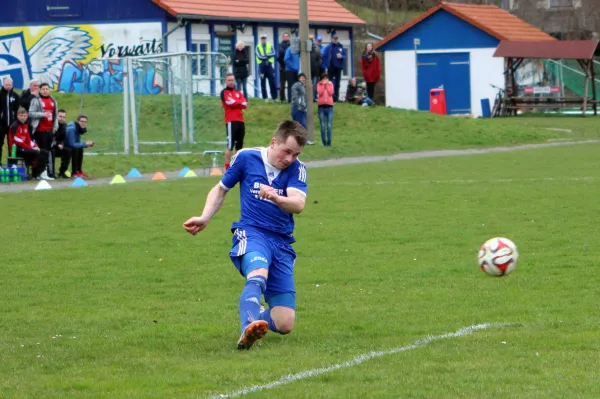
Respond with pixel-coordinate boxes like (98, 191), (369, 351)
(1, 143), (599, 397)
(52, 93), (600, 178)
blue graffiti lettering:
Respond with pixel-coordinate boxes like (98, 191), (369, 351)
(0, 54), (26, 88)
(57, 59), (163, 94)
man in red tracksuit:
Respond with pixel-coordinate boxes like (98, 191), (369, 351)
(220, 73), (248, 170)
(8, 107), (49, 180)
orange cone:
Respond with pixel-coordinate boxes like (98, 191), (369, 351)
(152, 172), (167, 180)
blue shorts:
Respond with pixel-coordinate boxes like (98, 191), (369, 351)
(230, 226), (297, 309)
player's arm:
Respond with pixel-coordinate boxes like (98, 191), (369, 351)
(183, 184), (228, 235)
(259, 186), (306, 214)
(260, 162), (308, 214)
(238, 93), (248, 109)
(276, 189), (305, 214)
(184, 152), (245, 235)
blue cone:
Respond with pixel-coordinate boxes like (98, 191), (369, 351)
(126, 168), (143, 178)
(71, 177), (88, 187)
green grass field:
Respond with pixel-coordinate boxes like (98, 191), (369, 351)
(51, 93), (600, 178)
(2, 142), (599, 398)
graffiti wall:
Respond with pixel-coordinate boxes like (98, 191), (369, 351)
(0, 22), (163, 94)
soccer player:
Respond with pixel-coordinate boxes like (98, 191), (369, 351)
(183, 120), (308, 350)
(220, 73), (247, 171)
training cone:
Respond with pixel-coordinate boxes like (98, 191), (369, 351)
(178, 167), (190, 177)
(34, 180), (52, 191)
(210, 168), (223, 176)
(126, 168), (143, 178)
(152, 172), (167, 181)
(184, 169), (197, 178)
(110, 174), (126, 184)
(71, 177), (88, 187)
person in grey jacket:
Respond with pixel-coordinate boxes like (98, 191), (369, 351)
(28, 83), (59, 177)
(291, 73), (307, 129)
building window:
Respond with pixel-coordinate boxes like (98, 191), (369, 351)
(191, 42), (209, 76)
(342, 46), (352, 78)
(46, 0), (81, 17)
(543, 0), (582, 8)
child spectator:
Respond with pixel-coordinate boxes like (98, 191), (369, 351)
(291, 73), (307, 129)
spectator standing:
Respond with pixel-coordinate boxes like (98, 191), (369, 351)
(0, 77), (20, 164)
(309, 34), (322, 101)
(317, 73), (334, 147)
(361, 43), (381, 101)
(255, 34), (277, 103)
(277, 33), (291, 103)
(233, 41), (249, 99)
(319, 36), (330, 77)
(283, 44), (300, 104)
(325, 34), (346, 102)
(28, 82), (57, 178)
(220, 73), (247, 171)
(52, 109), (72, 178)
(65, 114), (95, 178)
(291, 73), (307, 129)
(19, 80), (40, 113)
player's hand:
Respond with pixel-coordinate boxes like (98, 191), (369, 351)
(183, 216), (209, 235)
(259, 185), (278, 201)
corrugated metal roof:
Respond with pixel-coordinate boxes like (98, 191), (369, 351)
(152, 0), (365, 25)
(375, 2), (555, 51)
(494, 40), (600, 60)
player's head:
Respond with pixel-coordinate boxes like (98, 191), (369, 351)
(17, 107), (28, 123)
(77, 114), (88, 133)
(17, 107), (29, 123)
(225, 73), (235, 88)
(269, 121), (307, 169)
(3, 77), (13, 91)
(40, 83), (50, 97)
(58, 109), (67, 124)
(29, 79), (40, 95)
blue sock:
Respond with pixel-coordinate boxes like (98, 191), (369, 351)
(239, 275), (267, 334)
(259, 308), (280, 334)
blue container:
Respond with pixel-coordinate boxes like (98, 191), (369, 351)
(480, 98), (491, 118)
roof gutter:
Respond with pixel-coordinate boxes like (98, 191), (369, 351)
(366, 29), (383, 41)
(163, 16), (187, 45)
(177, 13), (365, 27)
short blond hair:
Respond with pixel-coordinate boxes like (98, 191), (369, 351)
(236, 41), (245, 50)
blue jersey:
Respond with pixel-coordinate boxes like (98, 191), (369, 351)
(219, 147), (308, 241)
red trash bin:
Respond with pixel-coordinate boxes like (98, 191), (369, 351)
(430, 88), (447, 115)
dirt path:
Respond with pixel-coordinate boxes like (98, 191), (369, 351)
(1, 140), (598, 194)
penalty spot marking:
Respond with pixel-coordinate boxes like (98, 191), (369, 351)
(210, 322), (515, 399)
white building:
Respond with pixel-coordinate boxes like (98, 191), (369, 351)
(374, 2), (555, 116)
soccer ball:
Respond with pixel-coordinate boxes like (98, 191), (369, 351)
(478, 237), (519, 277)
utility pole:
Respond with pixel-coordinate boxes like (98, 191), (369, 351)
(299, 0), (315, 143)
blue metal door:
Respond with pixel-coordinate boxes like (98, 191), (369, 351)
(417, 52), (471, 115)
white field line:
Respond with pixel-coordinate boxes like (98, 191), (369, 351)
(209, 322), (515, 399)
